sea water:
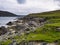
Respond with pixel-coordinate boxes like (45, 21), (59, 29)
(0, 17), (17, 27)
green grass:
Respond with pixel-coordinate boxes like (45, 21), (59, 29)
(26, 10), (60, 18)
(24, 26), (60, 43)
(0, 34), (25, 45)
(24, 17), (60, 43)
(13, 34), (25, 43)
(0, 40), (12, 45)
(46, 23), (60, 27)
(24, 17), (60, 42)
(48, 18), (60, 23)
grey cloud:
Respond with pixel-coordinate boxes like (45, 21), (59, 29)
(0, 0), (60, 15)
(54, 0), (60, 6)
(17, 0), (26, 4)
(55, 0), (60, 2)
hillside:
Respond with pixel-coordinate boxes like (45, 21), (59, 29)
(26, 10), (60, 18)
(29, 10), (60, 15)
(21, 10), (60, 43)
(0, 10), (60, 45)
(0, 11), (17, 17)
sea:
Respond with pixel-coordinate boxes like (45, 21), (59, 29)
(0, 17), (19, 27)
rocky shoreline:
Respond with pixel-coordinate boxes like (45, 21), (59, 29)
(0, 17), (59, 45)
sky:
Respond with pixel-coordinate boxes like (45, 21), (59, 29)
(0, 0), (60, 15)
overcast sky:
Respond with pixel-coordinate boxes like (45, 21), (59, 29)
(0, 0), (60, 15)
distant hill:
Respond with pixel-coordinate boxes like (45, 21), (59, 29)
(29, 10), (60, 15)
(26, 10), (60, 18)
(0, 11), (17, 17)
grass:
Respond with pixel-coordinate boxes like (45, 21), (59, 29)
(24, 17), (60, 43)
(0, 40), (12, 45)
(0, 34), (25, 45)
(48, 18), (60, 23)
(24, 26), (60, 43)
(26, 10), (60, 18)
(4, 25), (60, 43)
(13, 34), (25, 43)
(46, 23), (60, 27)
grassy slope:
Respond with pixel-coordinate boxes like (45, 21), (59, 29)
(25, 26), (60, 42)
(24, 10), (60, 43)
(26, 10), (60, 18)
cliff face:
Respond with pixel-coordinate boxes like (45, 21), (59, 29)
(0, 11), (17, 16)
